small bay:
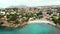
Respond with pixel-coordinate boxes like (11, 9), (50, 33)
(0, 23), (60, 34)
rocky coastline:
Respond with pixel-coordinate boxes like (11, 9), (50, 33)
(0, 6), (60, 29)
(0, 21), (27, 29)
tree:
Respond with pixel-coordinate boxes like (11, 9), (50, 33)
(57, 16), (60, 24)
(14, 20), (20, 24)
(52, 17), (57, 24)
(0, 13), (4, 19)
(6, 13), (19, 21)
(36, 11), (42, 16)
(52, 16), (60, 24)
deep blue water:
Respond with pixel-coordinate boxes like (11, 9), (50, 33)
(0, 23), (60, 34)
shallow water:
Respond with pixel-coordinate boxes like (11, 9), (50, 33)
(0, 23), (60, 34)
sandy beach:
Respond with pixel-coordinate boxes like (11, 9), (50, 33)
(28, 18), (56, 26)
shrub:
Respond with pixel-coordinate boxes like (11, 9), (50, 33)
(0, 14), (4, 19)
(14, 20), (20, 24)
(6, 13), (19, 21)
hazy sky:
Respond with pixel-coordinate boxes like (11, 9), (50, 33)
(0, 0), (60, 8)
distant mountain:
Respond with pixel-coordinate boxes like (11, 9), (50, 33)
(7, 5), (28, 8)
(7, 5), (60, 8)
(36, 5), (60, 8)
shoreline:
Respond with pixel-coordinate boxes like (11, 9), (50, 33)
(1, 22), (27, 29)
(1, 18), (60, 29)
(28, 19), (56, 26)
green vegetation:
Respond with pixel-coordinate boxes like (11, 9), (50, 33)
(52, 16), (60, 24)
(0, 7), (60, 27)
(14, 20), (20, 24)
(0, 13), (4, 19)
(51, 17), (57, 24)
(6, 13), (19, 21)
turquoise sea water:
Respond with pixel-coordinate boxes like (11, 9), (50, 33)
(0, 23), (60, 34)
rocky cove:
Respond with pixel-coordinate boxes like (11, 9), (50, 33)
(0, 7), (60, 29)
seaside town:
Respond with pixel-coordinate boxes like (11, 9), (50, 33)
(1, 0), (60, 34)
(0, 6), (60, 28)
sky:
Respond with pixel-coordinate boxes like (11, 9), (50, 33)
(0, 0), (60, 8)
